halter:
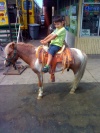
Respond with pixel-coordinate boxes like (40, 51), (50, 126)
(5, 44), (17, 68)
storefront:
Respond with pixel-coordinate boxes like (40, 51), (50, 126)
(76, 0), (100, 54)
(56, 0), (100, 54)
(58, 0), (79, 36)
(44, 0), (100, 54)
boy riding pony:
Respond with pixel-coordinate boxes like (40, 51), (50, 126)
(40, 16), (66, 73)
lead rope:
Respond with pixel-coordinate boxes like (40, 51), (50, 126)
(15, 6), (21, 43)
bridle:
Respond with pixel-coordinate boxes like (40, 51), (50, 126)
(5, 45), (18, 69)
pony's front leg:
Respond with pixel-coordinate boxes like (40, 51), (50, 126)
(37, 72), (44, 99)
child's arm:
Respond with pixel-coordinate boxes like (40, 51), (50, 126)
(43, 34), (52, 41)
(40, 34), (52, 43)
(41, 34), (57, 45)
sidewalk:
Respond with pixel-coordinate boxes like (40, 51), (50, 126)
(0, 40), (100, 85)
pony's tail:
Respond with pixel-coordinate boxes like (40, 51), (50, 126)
(71, 53), (87, 89)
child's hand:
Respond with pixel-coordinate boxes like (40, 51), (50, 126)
(42, 41), (47, 45)
(40, 40), (47, 45)
(43, 41), (47, 45)
(40, 40), (44, 43)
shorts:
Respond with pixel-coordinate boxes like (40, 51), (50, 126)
(48, 44), (61, 56)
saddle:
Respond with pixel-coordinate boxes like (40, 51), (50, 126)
(36, 45), (74, 82)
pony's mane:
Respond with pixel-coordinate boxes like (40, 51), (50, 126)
(18, 42), (34, 47)
(17, 42), (36, 55)
(5, 42), (35, 53)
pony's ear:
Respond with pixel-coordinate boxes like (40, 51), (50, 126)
(10, 42), (15, 49)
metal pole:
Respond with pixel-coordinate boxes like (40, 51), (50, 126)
(52, 6), (54, 23)
(57, 0), (59, 15)
(6, 0), (13, 41)
(26, 0), (29, 32)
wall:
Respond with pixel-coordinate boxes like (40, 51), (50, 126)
(75, 37), (100, 54)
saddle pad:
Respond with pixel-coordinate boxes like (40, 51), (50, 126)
(36, 45), (74, 72)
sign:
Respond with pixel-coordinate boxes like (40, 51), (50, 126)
(0, 2), (5, 10)
(23, 1), (32, 10)
(84, 4), (100, 12)
(84, 0), (100, 2)
(81, 29), (90, 36)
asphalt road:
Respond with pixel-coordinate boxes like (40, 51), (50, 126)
(0, 82), (100, 133)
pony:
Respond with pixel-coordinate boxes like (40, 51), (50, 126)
(4, 42), (87, 99)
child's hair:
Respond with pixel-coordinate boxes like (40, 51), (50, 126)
(53, 16), (64, 23)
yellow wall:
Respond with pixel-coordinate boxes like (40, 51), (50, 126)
(0, 0), (8, 25)
(75, 0), (100, 54)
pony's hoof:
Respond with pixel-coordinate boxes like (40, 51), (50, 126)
(37, 96), (43, 100)
(69, 91), (75, 94)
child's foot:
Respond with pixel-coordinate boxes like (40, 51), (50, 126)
(42, 65), (50, 73)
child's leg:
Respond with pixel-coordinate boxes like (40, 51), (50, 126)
(46, 54), (53, 66)
(42, 45), (61, 73)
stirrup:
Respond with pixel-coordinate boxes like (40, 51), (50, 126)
(42, 66), (50, 73)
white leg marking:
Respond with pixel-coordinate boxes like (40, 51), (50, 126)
(34, 59), (42, 72)
(38, 86), (43, 97)
(37, 86), (43, 99)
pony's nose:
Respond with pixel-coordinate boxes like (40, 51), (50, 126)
(4, 60), (10, 67)
(4, 60), (6, 66)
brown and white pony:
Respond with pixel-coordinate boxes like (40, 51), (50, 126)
(4, 42), (87, 99)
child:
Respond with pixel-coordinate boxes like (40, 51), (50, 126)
(40, 16), (66, 73)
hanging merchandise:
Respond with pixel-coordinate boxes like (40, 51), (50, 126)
(69, 4), (78, 35)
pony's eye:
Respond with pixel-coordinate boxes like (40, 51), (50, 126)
(7, 54), (10, 56)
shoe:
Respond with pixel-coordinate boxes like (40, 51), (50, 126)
(42, 65), (50, 73)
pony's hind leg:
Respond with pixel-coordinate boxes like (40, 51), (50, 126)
(70, 73), (80, 94)
(37, 72), (44, 99)
(70, 53), (87, 94)
(69, 63), (81, 94)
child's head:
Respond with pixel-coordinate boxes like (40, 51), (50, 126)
(53, 16), (65, 29)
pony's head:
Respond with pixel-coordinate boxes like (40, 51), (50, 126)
(4, 42), (18, 67)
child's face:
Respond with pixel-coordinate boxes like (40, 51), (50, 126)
(54, 21), (64, 29)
